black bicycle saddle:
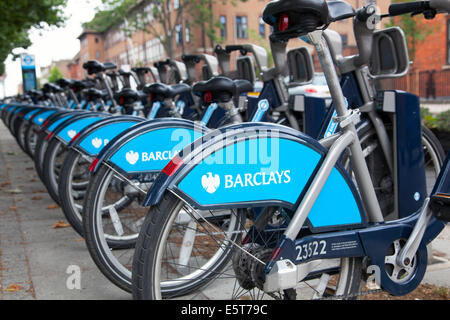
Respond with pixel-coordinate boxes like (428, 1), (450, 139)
(56, 78), (73, 89)
(84, 88), (107, 101)
(103, 62), (117, 71)
(182, 54), (202, 64)
(193, 76), (236, 103)
(132, 67), (151, 74)
(234, 79), (254, 95)
(42, 83), (63, 93)
(71, 80), (95, 93)
(193, 77), (253, 103)
(263, 0), (355, 40)
(115, 88), (146, 105)
(83, 60), (117, 75)
(144, 83), (191, 101)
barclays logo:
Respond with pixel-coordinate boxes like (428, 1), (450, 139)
(92, 138), (102, 149)
(126, 151), (139, 165)
(68, 130), (77, 139)
(201, 172), (221, 194)
(142, 150), (180, 162)
(201, 170), (292, 194)
(91, 137), (110, 149)
(124, 149), (180, 166)
(225, 170), (291, 188)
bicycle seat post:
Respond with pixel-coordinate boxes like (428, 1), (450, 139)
(308, 29), (384, 224)
(99, 72), (118, 109)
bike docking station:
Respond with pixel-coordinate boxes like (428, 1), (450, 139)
(0, 0), (449, 307)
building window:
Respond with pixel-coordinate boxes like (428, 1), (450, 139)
(236, 16), (247, 39)
(130, 46), (139, 64)
(185, 21), (191, 43)
(95, 37), (99, 44)
(174, 0), (180, 10)
(146, 38), (165, 63)
(220, 15), (227, 39)
(96, 50), (101, 59)
(175, 24), (183, 45)
(259, 17), (265, 38)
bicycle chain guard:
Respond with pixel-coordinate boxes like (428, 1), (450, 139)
(362, 226), (428, 296)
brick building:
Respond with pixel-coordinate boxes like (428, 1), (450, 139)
(381, 14), (450, 99)
(40, 59), (72, 84)
(75, 0), (392, 80)
(67, 53), (82, 80)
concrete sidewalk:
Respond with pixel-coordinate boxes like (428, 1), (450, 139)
(0, 122), (129, 300)
(0, 121), (448, 300)
(422, 103), (450, 114)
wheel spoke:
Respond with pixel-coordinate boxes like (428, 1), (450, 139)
(106, 204), (124, 236)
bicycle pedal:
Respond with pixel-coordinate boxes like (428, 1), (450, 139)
(430, 193), (450, 222)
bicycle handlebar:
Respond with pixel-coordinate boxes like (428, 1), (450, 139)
(388, 1), (431, 16)
(430, 0), (450, 13)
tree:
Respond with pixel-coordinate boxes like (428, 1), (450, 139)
(47, 65), (64, 83)
(387, 0), (439, 62)
(0, 0), (68, 76)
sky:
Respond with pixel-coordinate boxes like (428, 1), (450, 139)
(1, 0), (102, 97)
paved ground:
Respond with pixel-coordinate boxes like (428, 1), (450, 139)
(0, 122), (130, 300)
(0, 121), (448, 300)
(422, 102), (450, 114)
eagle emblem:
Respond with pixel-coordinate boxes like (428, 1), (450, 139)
(125, 151), (139, 165)
(201, 172), (220, 194)
(92, 137), (102, 149)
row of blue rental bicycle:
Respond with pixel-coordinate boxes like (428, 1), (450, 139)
(1, 0), (450, 300)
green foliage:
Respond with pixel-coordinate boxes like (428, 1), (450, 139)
(386, 0), (438, 61)
(47, 66), (64, 83)
(83, 9), (123, 32)
(421, 107), (450, 131)
(83, 0), (135, 33)
(0, 0), (68, 76)
(435, 110), (450, 131)
(421, 107), (436, 128)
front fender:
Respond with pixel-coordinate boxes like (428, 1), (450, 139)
(144, 122), (366, 231)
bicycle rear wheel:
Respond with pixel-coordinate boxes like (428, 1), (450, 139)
(58, 149), (94, 236)
(132, 192), (362, 300)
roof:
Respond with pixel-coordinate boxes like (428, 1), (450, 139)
(77, 29), (103, 40)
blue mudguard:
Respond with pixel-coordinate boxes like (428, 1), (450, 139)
(21, 107), (43, 121)
(31, 109), (59, 126)
(69, 115), (145, 156)
(143, 122), (366, 232)
(4, 105), (22, 126)
(89, 118), (210, 176)
(33, 110), (82, 135)
(46, 112), (110, 145)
